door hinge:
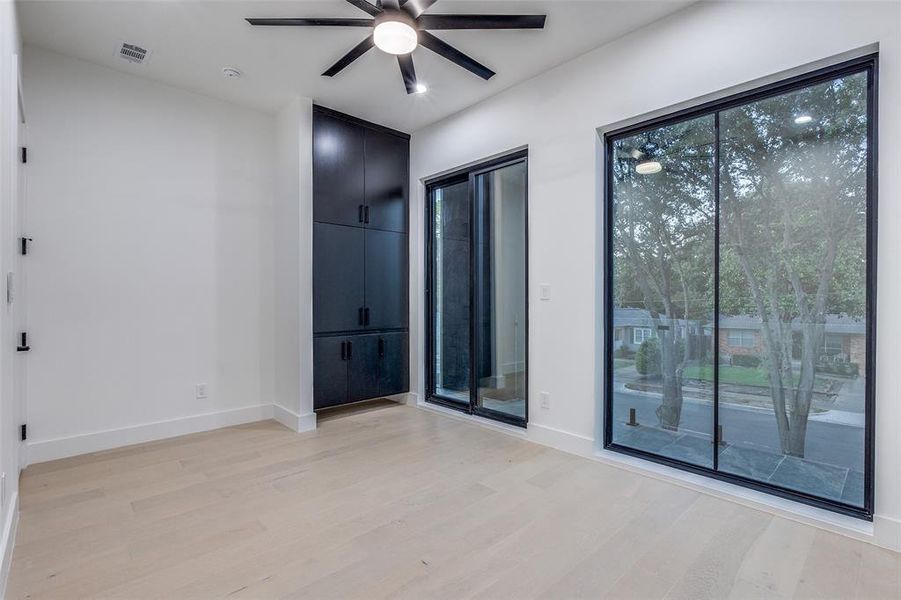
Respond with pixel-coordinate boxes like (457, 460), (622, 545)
(20, 424), (26, 441)
(20, 237), (32, 256)
(20, 147), (27, 164)
(17, 332), (30, 352)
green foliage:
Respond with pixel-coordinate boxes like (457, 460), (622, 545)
(718, 72), (868, 322)
(732, 354), (762, 368)
(683, 365), (832, 391)
(635, 338), (661, 377)
(816, 361), (860, 378)
(614, 346), (635, 359)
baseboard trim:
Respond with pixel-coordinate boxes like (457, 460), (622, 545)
(874, 514), (901, 552)
(26, 404), (276, 465)
(0, 491), (19, 600)
(527, 422), (596, 456)
(273, 404), (317, 433)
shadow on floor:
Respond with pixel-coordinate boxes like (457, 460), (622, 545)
(315, 398), (404, 423)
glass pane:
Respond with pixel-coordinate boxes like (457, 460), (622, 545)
(432, 180), (471, 404)
(473, 161), (528, 422)
(718, 71), (869, 507)
(609, 115), (717, 467)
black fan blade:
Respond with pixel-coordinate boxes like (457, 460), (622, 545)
(246, 18), (374, 27)
(322, 35), (375, 77)
(419, 31), (495, 80)
(345, 0), (381, 17)
(418, 14), (546, 30)
(401, 0), (437, 18)
(397, 54), (418, 94)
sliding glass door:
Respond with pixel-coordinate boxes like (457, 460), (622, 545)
(430, 176), (471, 409)
(427, 151), (528, 426)
(605, 56), (876, 518)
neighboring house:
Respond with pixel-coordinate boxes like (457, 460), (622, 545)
(717, 314), (866, 371)
(612, 308), (706, 356)
(613, 308), (866, 372)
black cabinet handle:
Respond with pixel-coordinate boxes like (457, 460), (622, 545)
(346, 341), (353, 360)
(363, 205), (370, 224)
(340, 341), (347, 361)
(378, 337), (385, 358)
(358, 307), (365, 326)
(364, 307), (370, 326)
(358, 204), (365, 223)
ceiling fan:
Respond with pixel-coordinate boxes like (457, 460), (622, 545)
(246, 0), (547, 94)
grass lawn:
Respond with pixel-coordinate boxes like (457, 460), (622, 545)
(682, 365), (830, 392)
(613, 358), (634, 371)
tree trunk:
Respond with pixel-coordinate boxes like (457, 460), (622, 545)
(782, 321), (822, 457)
(656, 328), (683, 430)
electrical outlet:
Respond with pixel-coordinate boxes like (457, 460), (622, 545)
(540, 391), (551, 409)
(195, 383), (208, 399)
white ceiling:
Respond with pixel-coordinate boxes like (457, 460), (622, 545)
(18, 0), (693, 132)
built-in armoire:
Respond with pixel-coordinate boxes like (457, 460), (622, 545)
(312, 105), (410, 410)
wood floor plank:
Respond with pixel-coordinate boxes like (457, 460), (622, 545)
(6, 401), (897, 599)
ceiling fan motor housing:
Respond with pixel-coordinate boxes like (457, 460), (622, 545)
(374, 9), (417, 31)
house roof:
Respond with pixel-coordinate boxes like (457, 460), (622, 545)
(614, 308), (865, 335)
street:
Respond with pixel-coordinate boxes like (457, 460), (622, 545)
(612, 388), (864, 471)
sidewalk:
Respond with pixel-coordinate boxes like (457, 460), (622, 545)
(615, 363), (865, 422)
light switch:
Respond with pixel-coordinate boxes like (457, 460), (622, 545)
(539, 284), (551, 301)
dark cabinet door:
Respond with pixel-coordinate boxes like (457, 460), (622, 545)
(364, 129), (408, 233)
(313, 111), (365, 228)
(379, 332), (409, 397)
(347, 335), (380, 403)
(364, 229), (408, 331)
(313, 223), (365, 334)
(313, 336), (348, 409)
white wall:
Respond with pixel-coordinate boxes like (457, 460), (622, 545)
(410, 0), (901, 550)
(273, 98), (315, 430)
(0, 0), (23, 591)
(22, 46), (279, 461)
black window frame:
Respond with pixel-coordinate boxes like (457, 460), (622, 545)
(603, 54), (878, 520)
(425, 149), (530, 428)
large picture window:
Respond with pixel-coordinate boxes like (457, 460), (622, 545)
(605, 56), (876, 518)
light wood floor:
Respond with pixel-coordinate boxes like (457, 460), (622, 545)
(7, 401), (900, 599)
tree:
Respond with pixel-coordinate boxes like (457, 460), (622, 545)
(611, 119), (715, 430)
(718, 72), (868, 457)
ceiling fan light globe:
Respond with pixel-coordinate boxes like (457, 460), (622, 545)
(635, 160), (663, 175)
(374, 21), (418, 55)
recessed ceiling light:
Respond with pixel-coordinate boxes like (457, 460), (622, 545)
(222, 67), (242, 79)
(414, 83), (427, 94)
(794, 114), (813, 124)
(373, 18), (418, 55)
(636, 160), (662, 175)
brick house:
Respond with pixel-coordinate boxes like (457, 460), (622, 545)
(614, 309), (866, 372)
(718, 314), (866, 372)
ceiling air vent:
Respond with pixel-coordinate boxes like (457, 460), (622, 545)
(117, 42), (150, 65)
